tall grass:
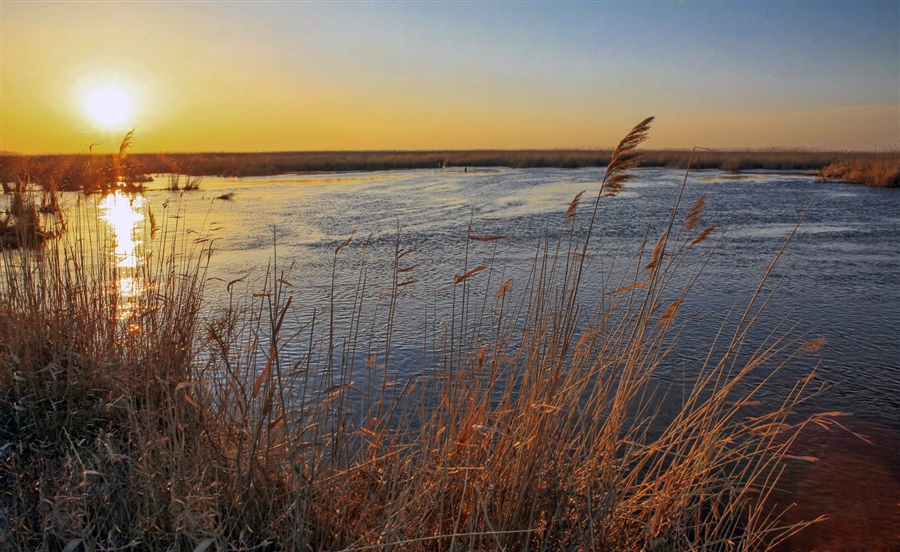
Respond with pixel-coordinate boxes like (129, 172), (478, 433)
(0, 131), (148, 195)
(0, 178), (59, 249)
(0, 120), (824, 550)
(124, 148), (899, 176)
(167, 173), (203, 191)
(817, 157), (900, 187)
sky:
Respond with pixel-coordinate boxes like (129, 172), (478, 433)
(1, 1), (898, 154)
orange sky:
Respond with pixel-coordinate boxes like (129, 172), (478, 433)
(2, 2), (898, 154)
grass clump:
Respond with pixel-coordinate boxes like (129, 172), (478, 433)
(817, 157), (900, 187)
(0, 180), (59, 250)
(0, 119), (823, 550)
(0, 197), (209, 549)
(167, 173), (203, 191)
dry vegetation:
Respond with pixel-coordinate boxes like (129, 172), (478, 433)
(3, 145), (898, 192)
(0, 177), (61, 250)
(167, 173), (203, 192)
(0, 130), (148, 195)
(1, 120), (827, 550)
(817, 157), (900, 188)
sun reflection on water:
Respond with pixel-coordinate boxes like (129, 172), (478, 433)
(98, 191), (146, 306)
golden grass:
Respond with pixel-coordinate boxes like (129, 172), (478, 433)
(817, 157), (900, 187)
(167, 173), (203, 191)
(4, 146), (898, 192)
(1, 131), (147, 195)
(0, 120), (827, 550)
(0, 181), (58, 249)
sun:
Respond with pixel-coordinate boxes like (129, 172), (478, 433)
(85, 86), (132, 127)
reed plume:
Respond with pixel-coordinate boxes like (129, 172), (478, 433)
(602, 116), (654, 197)
(118, 129), (134, 161)
(0, 119), (822, 551)
(685, 193), (706, 230)
(565, 190), (585, 225)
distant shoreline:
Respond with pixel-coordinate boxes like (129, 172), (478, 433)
(2, 149), (897, 189)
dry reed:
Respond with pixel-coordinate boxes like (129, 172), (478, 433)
(4, 147), (899, 192)
(0, 120), (826, 550)
(167, 173), (204, 191)
(817, 158), (900, 187)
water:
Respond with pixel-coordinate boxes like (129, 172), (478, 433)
(90, 167), (894, 430)
(11, 167), (900, 546)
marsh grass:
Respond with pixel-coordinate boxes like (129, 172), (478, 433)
(817, 157), (900, 187)
(0, 120), (826, 550)
(128, 148), (896, 177)
(0, 192), (210, 547)
(4, 147), (898, 191)
(1, 131), (149, 195)
(0, 179), (59, 249)
(167, 173), (203, 192)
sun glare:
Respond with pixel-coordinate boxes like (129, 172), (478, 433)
(85, 86), (132, 127)
(99, 190), (145, 270)
(99, 191), (146, 315)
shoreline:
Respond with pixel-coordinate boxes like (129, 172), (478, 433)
(3, 149), (897, 192)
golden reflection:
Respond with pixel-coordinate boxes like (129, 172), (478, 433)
(118, 275), (137, 300)
(98, 191), (146, 304)
(99, 191), (144, 268)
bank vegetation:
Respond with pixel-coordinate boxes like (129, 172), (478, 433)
(1, 120), (826, 550)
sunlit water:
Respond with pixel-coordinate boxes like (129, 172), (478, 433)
(49, 167), (900, 432)
(99, 191), (146, 305)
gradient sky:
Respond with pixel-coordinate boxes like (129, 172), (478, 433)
(2, 1), (898, 154)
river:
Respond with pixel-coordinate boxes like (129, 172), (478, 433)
(86, 167), (897, 431)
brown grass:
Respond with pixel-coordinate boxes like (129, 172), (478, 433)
(1, 131), (149, 194)
(0, 180), (59, 249)
(4, 146), (898, 192)
(0, 120), (826, 550)
(817, 158), (900, 187)
(167, 173), (203, 191)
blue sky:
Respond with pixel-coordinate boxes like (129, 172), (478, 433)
(3, 0), (898, 152)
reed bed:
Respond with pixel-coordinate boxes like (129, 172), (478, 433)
(0, 180), (60, 249)
(4, 147), (898, 191)
(1, 131), (147, 195)
(817, 157), (900, 188)
(0, 120), (824, 550)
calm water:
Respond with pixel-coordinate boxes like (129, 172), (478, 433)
(48, 167), (900, 431)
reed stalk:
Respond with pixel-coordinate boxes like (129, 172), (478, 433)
(0, 120), (824, 550)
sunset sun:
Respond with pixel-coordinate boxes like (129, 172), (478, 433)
(1, 2), (898, 548)
(84, 85), (132, 127)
